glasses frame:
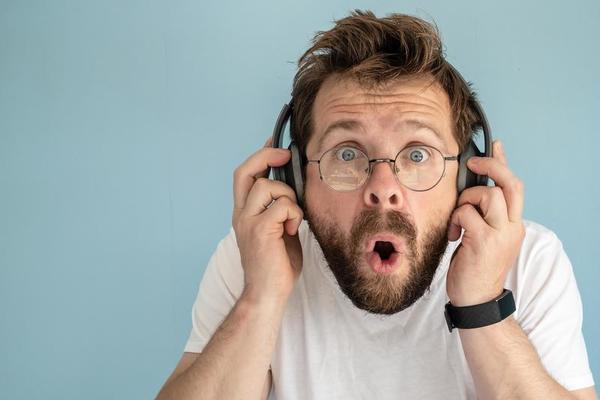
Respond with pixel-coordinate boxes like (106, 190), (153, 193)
(307, 144), (459, 192)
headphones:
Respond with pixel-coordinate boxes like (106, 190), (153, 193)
(272, 64), (492, 209)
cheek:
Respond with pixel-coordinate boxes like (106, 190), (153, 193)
(410, 181), (457, 236)
(304, 171), (360, 232)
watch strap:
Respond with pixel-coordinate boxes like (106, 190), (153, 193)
(444, 289), (515, 333)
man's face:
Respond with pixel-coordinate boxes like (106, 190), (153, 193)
(304, 75), (460, 314)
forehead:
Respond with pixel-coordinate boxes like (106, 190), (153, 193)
(307, 75), (457, 154)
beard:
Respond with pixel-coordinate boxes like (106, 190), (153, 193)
(305, 207), (451, 315)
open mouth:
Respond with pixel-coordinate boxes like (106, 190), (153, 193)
(365, 235), (404, 275)
(374, 240), (396, 261)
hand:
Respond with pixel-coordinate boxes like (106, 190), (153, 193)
(446, 140), (525, 306)
(232, 138), (304, 304)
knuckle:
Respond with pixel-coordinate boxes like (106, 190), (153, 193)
(258, 147), (276, 160)
(270, 196), (290, 213)
(457, 203), (472, 216)
(453, 204), (464, 216)
(272, 179), (294, 197)
(286, 186), (298, 202)
(463, 202), (476, 211)
(258, 146), (271, 156)
(491, 186), (503, 195)
(272, 196), (287, 208)
(279, 195), (294, 207)
(233, 165), (244, 183)
(490, 186), (504, 200)
(254, 177), (270, 190)
(514, 179), (524, 192)
(457, 187), (474, 204)
(273, 196), (302, 218)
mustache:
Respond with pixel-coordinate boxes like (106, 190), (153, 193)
(350, 209), (417, 247)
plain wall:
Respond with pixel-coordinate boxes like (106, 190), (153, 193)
(1, 1), (598, 398)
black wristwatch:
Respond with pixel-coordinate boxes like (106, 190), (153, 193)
(444, 289), (515, 333)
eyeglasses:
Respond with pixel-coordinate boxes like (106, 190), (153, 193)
(307, 144), (459, 192)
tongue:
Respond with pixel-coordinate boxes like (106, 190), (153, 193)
(367, 250), (400, 275)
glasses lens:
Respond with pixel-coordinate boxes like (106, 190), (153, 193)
(320, 146), (369, 191)
(395, 145), (445, 191)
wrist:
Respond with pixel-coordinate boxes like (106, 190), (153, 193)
(448, 288), (504, 307)
(445, 289), (516, 333)
(241, 284), (291, 311)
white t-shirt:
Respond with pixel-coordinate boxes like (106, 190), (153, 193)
(184, 220), (594, 399)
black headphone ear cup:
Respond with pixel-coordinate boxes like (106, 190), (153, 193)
(457, 140), (482, 193)
(285, 142), (305, 209)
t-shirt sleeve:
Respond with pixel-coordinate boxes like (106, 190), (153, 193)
(509, 222), (595, 391)
(183, 227), (244, 353)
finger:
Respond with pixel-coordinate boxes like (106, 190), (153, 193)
(449, 204), (489, 241)
(260, 136), (276, 180)
(233, 147), (291, 210)
(243, 178), (298, 217)
(467, 156), (524, 222)
(457, 186), (508, 229)
(262, 196), (304, 236)
(447, 220), (462, 242)
(494, 140), (508, 166)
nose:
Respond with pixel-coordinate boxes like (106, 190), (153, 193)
(362, 160), (405, 210)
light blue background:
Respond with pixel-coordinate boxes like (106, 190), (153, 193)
(1, 1), (598, 398)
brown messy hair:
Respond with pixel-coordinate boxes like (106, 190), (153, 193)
(290, 10), (481, 158)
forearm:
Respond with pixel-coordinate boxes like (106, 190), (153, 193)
(459, 316), (573, 399)
(157, 291), (287, 400)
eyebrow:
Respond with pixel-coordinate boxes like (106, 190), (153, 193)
(317, 118), (446, 152)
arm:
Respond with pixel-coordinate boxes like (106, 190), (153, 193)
(447, 140), (596, 399)
(157, 139), (304, 400)
(459, 316), (596, 399)
(158, 353), (271, 400)
(156, 291), (282, 400)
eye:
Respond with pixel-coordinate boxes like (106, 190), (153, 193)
(335, 146), (359, 162)
(407, 147), (430, 163)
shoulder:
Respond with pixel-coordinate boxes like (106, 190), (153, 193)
(199, 227), (244, 302)
(510, 219), (570, 282)
(209, 226), (243, 274)
(513, 220), (567, 277)
(507, 220), (579, 321)
(520, 220), (562, 251)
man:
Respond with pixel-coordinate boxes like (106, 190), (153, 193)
(157, 10), (596, 400)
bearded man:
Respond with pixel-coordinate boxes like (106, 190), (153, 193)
(157, 10), (596, 400)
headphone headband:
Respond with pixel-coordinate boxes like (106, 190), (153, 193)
(273, 65), (492, 159)
(272, 103), (292, 152)
(444, 62), (492, 158)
